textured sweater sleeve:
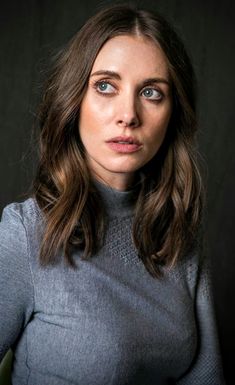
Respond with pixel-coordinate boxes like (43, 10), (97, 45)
(0, 204), (34, 361)
(176, 254), (226, 385)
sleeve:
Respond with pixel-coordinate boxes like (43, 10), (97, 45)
(0, 205), (34, 361)
(176, 254), (226, 385)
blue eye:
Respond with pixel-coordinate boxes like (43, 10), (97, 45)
(96, 81), (115, 94)
(142, 88), (162, 100)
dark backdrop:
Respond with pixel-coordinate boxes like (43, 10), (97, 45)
(0, 0), (234, 383)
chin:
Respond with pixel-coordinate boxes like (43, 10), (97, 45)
(108, 157), (148, 171)
(105, 164), (142, 174)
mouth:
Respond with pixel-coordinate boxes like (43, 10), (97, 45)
(106, 136), (143, 153)
(107, 136), (141, 145)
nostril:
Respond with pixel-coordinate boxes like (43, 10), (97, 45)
(118, 120), (128, 127)
(117, 117), (139, 128)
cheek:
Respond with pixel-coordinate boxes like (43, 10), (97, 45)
(80, 94), (114, 132)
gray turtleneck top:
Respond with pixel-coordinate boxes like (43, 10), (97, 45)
(0, 182), (225, 384)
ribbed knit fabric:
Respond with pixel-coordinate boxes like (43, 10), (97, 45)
(0, 181), (225, 384)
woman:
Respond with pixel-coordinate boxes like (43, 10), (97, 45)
(0, 4), (225, 385)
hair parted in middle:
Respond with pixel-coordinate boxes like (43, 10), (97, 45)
(33, 3), (203, 278)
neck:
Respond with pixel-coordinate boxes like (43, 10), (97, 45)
(93, 173), (137, 192)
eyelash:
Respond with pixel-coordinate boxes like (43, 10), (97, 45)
(92, 80), (164, 102)
(93, 80), (116, 95)
(141, 87), (163, 101)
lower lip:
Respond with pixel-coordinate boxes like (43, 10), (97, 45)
(107, 142), (142, 153)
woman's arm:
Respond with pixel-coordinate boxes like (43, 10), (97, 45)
(176, 254), (226, 385)
(0, 204), (34, 361)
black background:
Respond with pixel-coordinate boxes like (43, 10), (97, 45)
(0, 0), (234, 383)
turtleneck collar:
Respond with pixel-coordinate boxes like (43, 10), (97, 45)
(92, 179), (140, 218)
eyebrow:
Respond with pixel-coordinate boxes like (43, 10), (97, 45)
(90, 70), (121, 79)
(90, 70), (170, 86)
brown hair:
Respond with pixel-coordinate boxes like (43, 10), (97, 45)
(33, 4), (204, 277)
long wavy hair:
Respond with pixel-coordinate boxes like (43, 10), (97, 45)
(33, 4), (204, 277)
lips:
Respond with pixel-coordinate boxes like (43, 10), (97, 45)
(106, 136), (143, 153)
(106, 136), (141, 145)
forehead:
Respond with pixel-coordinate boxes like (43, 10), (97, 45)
(91, 34), (169, 79)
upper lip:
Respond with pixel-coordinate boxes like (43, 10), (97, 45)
(106, 136), (142, 145)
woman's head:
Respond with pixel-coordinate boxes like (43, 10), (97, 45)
(39, 4), (196, 187)
(35, 4), (202, 275)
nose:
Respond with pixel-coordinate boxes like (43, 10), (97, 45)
(116, 93), (140, 128)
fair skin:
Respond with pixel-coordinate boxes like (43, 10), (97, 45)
(79, 34), (172, 191)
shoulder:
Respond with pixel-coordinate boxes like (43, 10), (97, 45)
(1, 197), (44, 238)
(1, 197), (42, 225)
(0, 197), (44, 262)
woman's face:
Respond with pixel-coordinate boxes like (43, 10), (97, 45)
(79, 34), (172, 190)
